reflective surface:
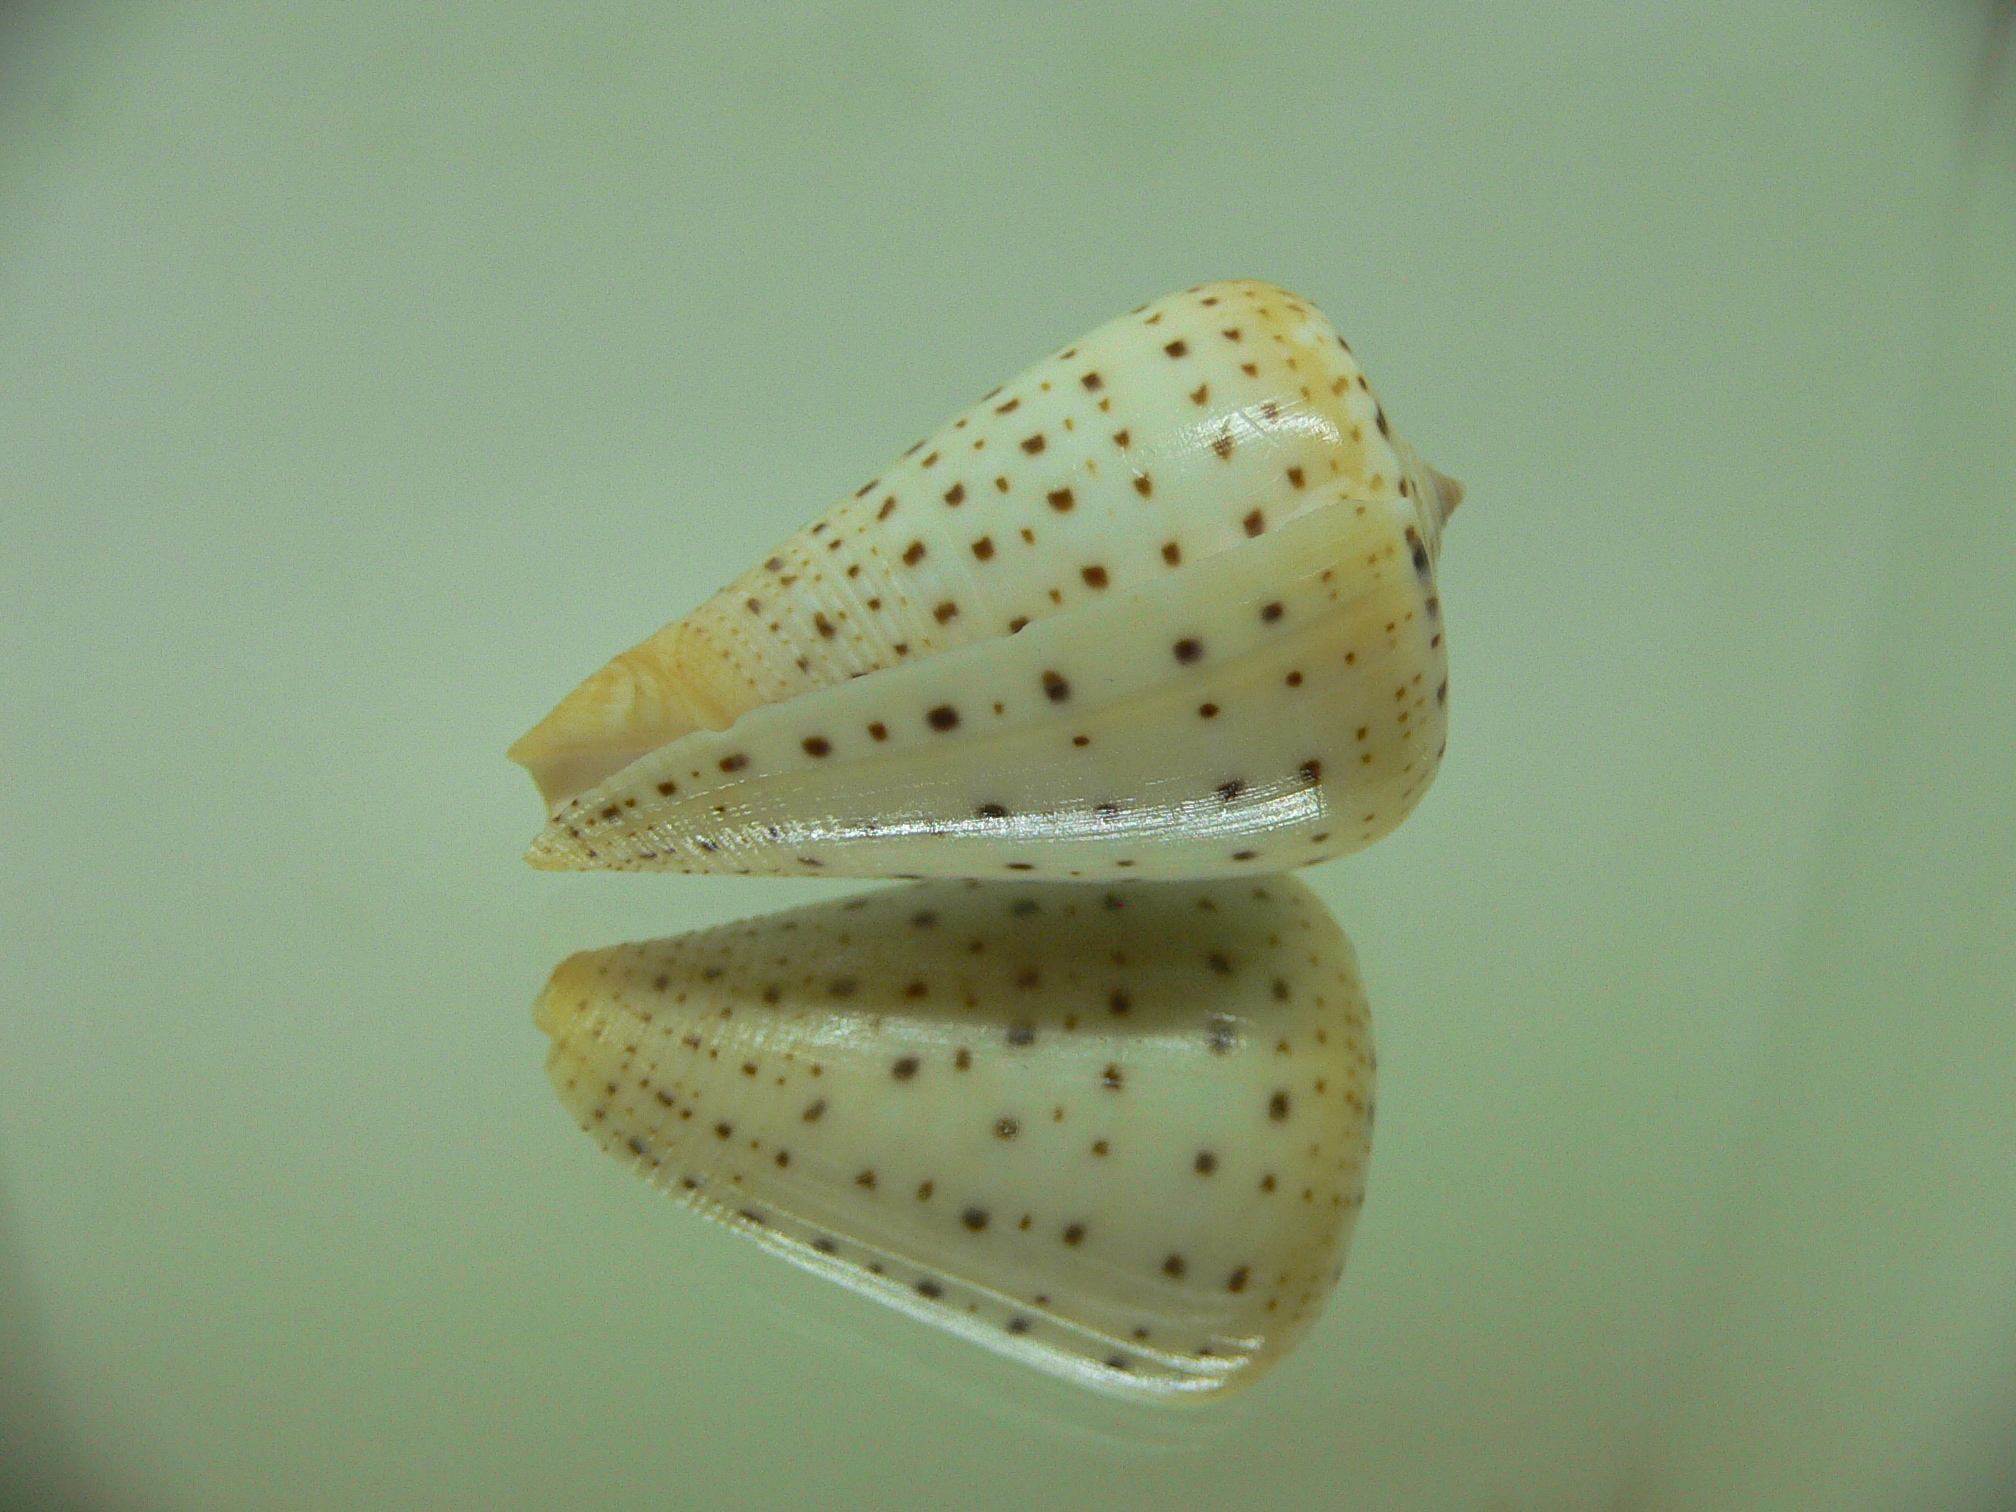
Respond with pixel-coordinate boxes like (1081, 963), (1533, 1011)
(2, 3), (2013, 1509)
(539, 877), (1372, 1399)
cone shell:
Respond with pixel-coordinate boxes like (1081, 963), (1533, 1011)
(537, 876), (1375, 1400)
(514, 280), (1459, 880)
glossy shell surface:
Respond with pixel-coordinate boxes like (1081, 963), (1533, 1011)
(514, 281), (1458, 880)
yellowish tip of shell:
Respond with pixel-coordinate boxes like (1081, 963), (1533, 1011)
(537, 951), (612, 1038)
(531, 980), (564, 1039)
(509, 640), (718, 809)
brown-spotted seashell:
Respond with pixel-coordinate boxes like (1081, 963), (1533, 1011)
(513, 281), (1460, 880)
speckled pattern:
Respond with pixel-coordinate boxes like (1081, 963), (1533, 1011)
(512, 281), (1460, 879)
(537, 876), (1375, 1400)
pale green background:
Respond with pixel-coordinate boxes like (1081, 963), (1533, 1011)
(2, 3), (2013, 1509)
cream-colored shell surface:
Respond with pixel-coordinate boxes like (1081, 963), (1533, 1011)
(537, 876), (1375, 1400)
(513, 281), (1459, 880)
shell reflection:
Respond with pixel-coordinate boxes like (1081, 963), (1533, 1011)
(537, 875), (1374, 1400)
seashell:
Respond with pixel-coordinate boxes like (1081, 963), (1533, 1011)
(513, 280), (1460, 880)
(537, 875), (1375, 1400)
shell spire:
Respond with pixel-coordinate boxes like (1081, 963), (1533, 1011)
(537, 877), (1376, 1399)
(513, 281), (1461, 881)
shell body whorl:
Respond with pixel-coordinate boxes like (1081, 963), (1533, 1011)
(513, 281), (1458, 880)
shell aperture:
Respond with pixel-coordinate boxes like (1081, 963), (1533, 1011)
(537, 876), (1375, 1400)
(512, 281), (1460, 880)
